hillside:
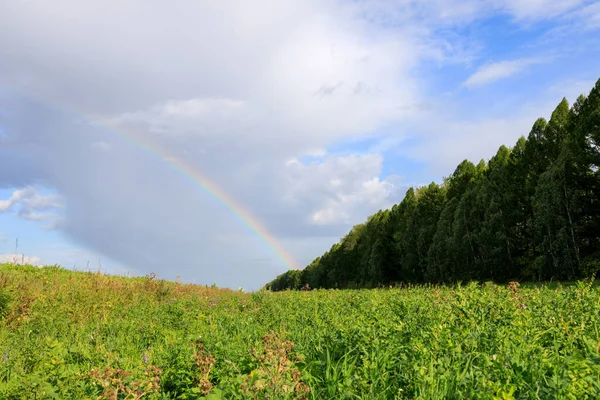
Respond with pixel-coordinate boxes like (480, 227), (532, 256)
(1, 263), (600, 398)
(266, 78), (600, 291)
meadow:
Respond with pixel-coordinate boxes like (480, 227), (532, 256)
(0, 263), (599, 399)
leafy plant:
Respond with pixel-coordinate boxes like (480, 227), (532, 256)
(1, 263), (600, 398)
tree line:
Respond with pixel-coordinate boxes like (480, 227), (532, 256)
(266, 79), (600, 291)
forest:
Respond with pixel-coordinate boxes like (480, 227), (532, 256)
(266, 78), (600, 291)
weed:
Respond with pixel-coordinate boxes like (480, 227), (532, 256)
(191, 339), (216, 395)
(241, 330), (309, 399)
(0, 263), (599, 398)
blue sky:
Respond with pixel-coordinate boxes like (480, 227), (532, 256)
(0, 186), (60, 256)
(0, 0), (599, 289)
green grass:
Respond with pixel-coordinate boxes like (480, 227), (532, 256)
(0, 263), (599, 399)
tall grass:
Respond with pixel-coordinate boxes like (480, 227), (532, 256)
(0, 263), (599, 398)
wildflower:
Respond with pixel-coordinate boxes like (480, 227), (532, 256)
(521, 303), (527, 309)
(142, 353), (149, 365)
(197, 314), (206, 319)
(2, 350), (8, 362)
(492, 354), (497, 361)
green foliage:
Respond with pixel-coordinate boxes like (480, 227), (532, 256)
(0, 291), (10, 320)
(581, 252), (600, 277)
(2, 264), (600, 398)
(267, 77), (600, 291)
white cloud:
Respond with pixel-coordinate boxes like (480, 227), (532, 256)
(0, 187), (63, 212)
(312, 208), (350, 225)
(0, 254), (42, 265)
(576, 2), (600, 29)
(106, 98), (248, 139)
(403, 115), (537, 170)
(547, 78), (599, 99)
(393, 78), (595, 176)
(283, 153), (401, 227)
(498, 0), (585, 20)
(306, 148), (327, 158)
(464, 58), (546, 88)
(0, 187), (64, 229)
(348, 0), (587, 28)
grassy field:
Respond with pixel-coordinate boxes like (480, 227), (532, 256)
(0, 264), (599, 399)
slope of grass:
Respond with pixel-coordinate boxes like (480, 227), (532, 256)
(0, 263), (599, 399)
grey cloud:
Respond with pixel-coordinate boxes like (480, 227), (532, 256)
(352, 82), (365, 95)
(314, 82), (344, 99)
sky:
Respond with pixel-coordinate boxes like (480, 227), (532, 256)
(0, 0), (599, 290)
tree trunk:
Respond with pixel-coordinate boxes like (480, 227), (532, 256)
(562, 172), (580, 274)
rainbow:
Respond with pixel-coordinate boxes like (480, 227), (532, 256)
(106, 128), (299, 271)
(2, 89), (299, 271)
